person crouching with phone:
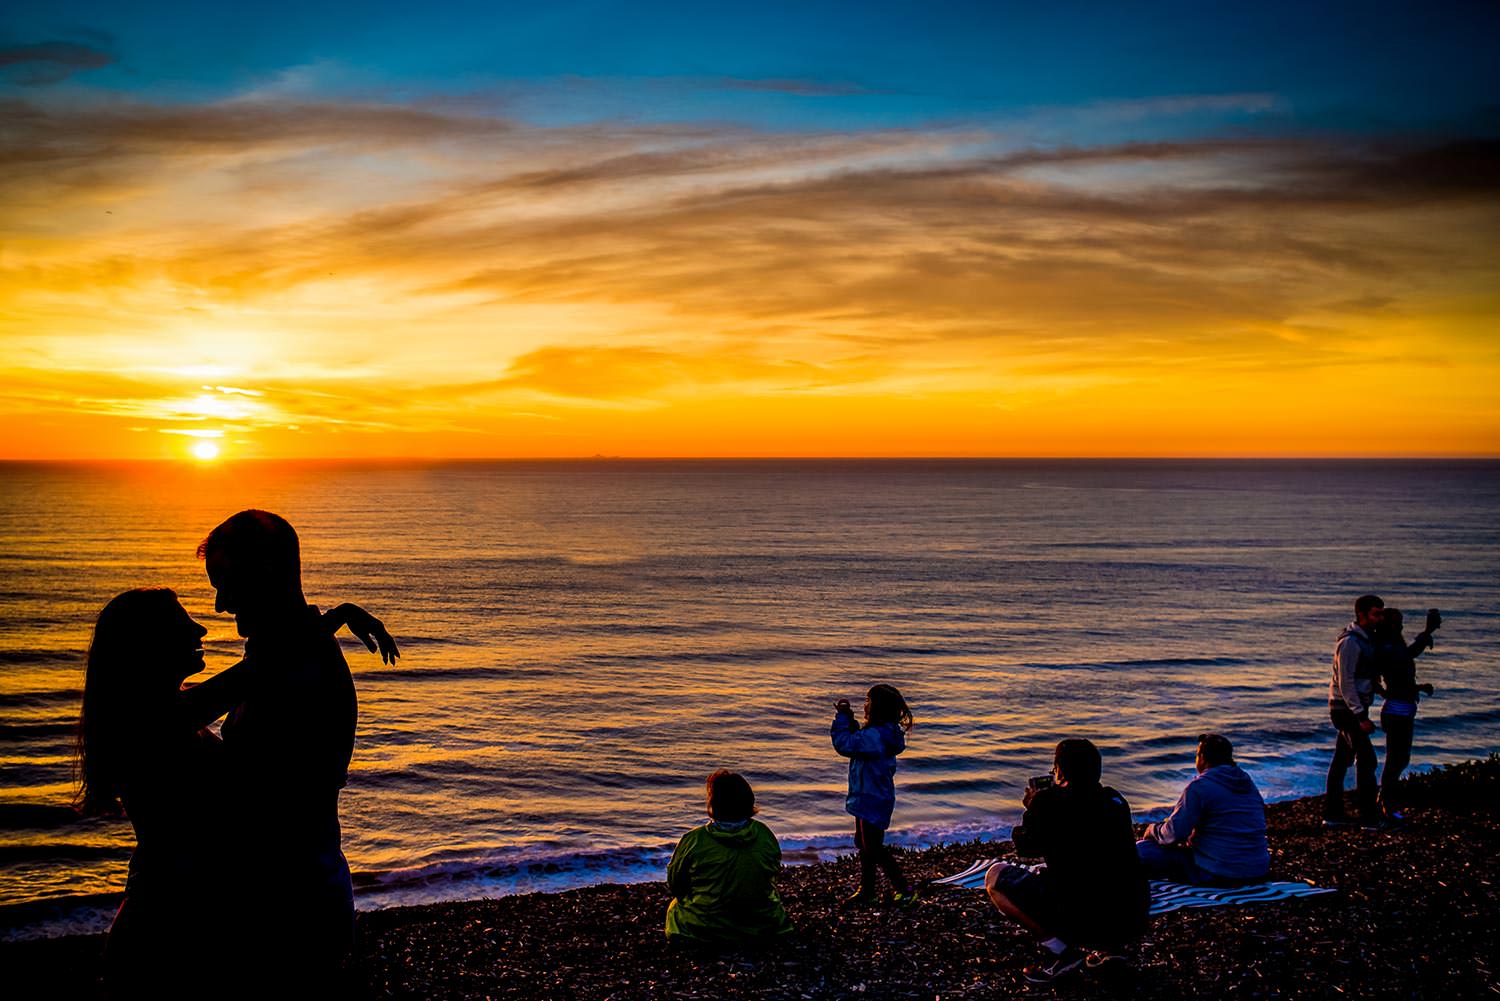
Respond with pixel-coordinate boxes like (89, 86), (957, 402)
(983, 739), (1149, 984)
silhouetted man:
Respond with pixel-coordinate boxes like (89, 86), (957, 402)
(1325, 593), (1383, 827)
(199, 510), (357, 990)
(983, 739), (1149, 983)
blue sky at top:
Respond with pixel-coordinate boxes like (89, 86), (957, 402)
(5, 0), (1497, 137)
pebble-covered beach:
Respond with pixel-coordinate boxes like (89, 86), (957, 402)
(6, 757), (1496, 999)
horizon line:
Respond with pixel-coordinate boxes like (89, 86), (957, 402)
(4, 454), (1499, 464)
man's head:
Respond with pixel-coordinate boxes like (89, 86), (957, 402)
(1052, 738), (1102, 787)
(1196, 733), (1234, 773)
(197, 510), (304, 637)
(1354, 594), (1385, 630)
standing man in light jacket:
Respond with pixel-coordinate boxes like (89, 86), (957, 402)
(1325, 593), (1384, 828)
(1137, 734), (1269, 885)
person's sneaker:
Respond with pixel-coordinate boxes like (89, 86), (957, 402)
(1362, 817), (1400, 831)
(890, 889), (919, 909)
(1322, 816), (1355, 829)
(1086, 949), (1130, 969)
(1022, 946), (1087, 983)
(842, 888), (879, 908)
(1384, 810), (1407, 823)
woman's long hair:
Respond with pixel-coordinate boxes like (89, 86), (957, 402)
(75, 588), (180, 816)
(866, 683), (914, 733)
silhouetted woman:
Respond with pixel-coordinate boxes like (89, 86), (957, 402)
(1375, 607), (1440, 821)
(75, 588), (395, 997)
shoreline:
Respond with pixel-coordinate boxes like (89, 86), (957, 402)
(0, 760), (1451, 942)
(4, 756), (1496, 999)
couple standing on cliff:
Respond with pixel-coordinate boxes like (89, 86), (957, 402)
(75, 510), (398, 998)
(1326, 593), (1441, 828)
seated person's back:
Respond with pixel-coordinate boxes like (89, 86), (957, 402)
(665, 770), (793, 946)
(1139, 733), (1269, 884)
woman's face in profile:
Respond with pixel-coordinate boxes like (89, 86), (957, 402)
(155, 599), (208, 685)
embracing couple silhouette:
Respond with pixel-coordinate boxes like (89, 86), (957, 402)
(75, 510), (398, 999)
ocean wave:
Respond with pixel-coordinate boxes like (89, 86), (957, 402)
(0, 803), (89, 831)
(349, 821), (1022, 912)
(0, 843), (130, 864)
(902, 776), (1009, 794)
(0, 649), (82, 666)
(350, 643), (1007, 682)
(349, 842), (677, 909)
(0, 893), (120, 941)
(0, 690), (83, 709)
(1424, 705), (1500, 729)
(0, 721), (76, 741)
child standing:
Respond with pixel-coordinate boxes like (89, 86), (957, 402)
(831, 683), (916, 907)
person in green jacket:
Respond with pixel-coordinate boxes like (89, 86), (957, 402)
(664, 770), (794, 947)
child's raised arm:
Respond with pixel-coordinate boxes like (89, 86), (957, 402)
(831, 712), (888, 759)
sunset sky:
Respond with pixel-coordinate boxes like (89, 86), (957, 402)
(2, 1), (1497, 459)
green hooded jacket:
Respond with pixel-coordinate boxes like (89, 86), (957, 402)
(664, 819), (794, 944)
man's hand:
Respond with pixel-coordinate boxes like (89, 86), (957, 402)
(1419, 683), (1435, 697)
(1426, 608), (1442, 633)
(1359, 718), (1376, 734)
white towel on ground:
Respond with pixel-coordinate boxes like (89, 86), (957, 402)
(929, 858), (1336, 915)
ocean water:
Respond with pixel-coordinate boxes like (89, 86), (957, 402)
(2, 460), (1497, 939)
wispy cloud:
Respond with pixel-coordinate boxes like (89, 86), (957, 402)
(1, 84), (1497, 456)
(0, 41), (113, 86)
(713, 76), (875, 97)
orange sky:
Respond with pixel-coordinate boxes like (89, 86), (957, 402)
(3, 96), (1498, 459)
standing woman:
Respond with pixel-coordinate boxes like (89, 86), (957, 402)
(76, 588), (395, 997)
(1375, 607), (1440, 822)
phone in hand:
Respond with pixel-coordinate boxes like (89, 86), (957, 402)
(1027, 774), (1054, 792)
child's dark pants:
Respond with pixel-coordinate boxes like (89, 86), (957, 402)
(855, 817), (908, 894)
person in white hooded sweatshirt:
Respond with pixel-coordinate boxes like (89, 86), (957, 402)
(1325, 594), (1384, 827)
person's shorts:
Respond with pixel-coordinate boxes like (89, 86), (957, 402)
(986, 862), (1055, 926)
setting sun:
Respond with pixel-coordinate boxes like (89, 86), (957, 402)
(2, 11), (1496, 461)
(191, 440), (221, 461)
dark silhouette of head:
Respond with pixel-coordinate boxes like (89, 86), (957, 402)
(197, 510), (304, 637)
(1196, 733), (1234, 772)
(705, 769), (756, 823)
(75, 588), (207, 815)
(864, 683), (914, 732)
(1053, 738), (1102, 787)
(1354, 593), (1384, 629)
(1382, 607), (1405, 635)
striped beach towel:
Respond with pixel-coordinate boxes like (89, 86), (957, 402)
(930, 858), (1336, 915)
